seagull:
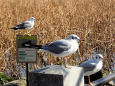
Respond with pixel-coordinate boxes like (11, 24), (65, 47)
(22, 34), (80, 57)
(79, 54), (104, 86)
(11, 17), (35, 30)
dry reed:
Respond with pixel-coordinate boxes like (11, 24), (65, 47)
(0, 0), (115, 79)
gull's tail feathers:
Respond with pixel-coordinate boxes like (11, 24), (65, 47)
(22, 40), (42, 49)
(10, 27), (19, 30)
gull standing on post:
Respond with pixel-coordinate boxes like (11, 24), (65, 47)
(22, 34), (80, 57)
(79, 54), (104, 86)
(11, 17), (35, 30)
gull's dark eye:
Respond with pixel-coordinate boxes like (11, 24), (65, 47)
(72, 36), (77, 39)
(96, 56), (101, 59)
(99, 56), (101, 59)
(72, 36), (74, 39)
(71, 36), (79, 40)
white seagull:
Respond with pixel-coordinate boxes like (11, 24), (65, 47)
(79, 54), (104, 86)
(22, 34), (80, 57)
(11, 17), (35, 30)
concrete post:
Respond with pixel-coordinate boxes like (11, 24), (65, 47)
(29, 65), (84, 86)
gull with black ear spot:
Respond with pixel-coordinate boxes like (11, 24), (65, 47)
(11, 17), (35, 30)
(79, 54), (104, 86)
(22, 34), (80, 57)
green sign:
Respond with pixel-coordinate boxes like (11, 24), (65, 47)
(16, 35), (37, 63)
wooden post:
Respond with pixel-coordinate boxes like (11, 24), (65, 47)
(26, 63), (29, 86)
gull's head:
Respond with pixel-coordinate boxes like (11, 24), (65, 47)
(94, 54), (103, 60)
(29, 17), (35, 21)
(67, 34), (80, 42)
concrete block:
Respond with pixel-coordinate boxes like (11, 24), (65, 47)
(29, 65), (84, 86)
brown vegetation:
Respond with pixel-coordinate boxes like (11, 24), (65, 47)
(0, 0), (115, 79)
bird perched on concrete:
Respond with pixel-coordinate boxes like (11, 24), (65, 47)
(11, 17), (35, 30)
(79, 54), (104, 86)
(22, 34), (80, 57)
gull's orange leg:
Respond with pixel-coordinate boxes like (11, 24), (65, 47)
(88, 76), (93, 86)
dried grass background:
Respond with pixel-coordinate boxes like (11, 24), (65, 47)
(0, 0), (115, 79)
